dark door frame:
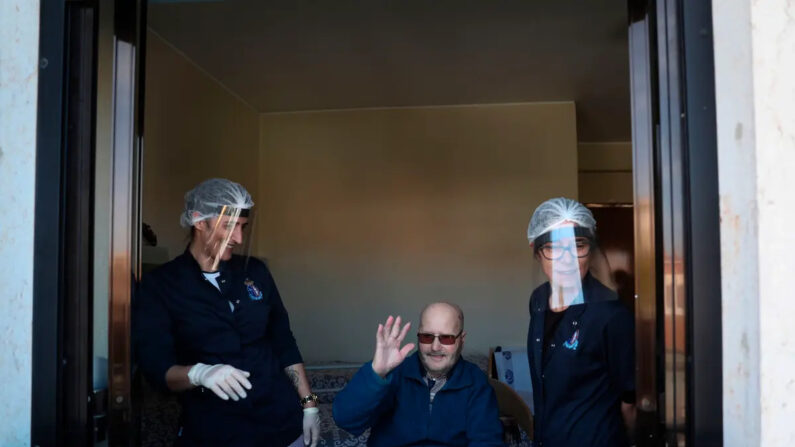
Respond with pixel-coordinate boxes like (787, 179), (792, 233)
(61, 3), (99, 445)
(32, 1), (99, 445)
(32, 1), (68, 444)
(679, 1), (723, 444)
(629, 0), (722, 445)
(107, 0), (146, 445)
(33, 0), (146, 445)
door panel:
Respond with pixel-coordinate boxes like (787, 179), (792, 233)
(107, 1), (145, 445)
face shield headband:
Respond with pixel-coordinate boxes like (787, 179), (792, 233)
(215, 206), (250, 218)
(532, 226), (595, 256)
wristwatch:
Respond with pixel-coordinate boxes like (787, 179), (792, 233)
(300, 393), (319, 406)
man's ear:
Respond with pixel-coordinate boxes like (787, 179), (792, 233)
(460, 331), (467, 344)
(193, 219), (208, 233)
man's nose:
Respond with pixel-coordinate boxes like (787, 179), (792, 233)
(431, 337), (442, 350)
(231, 226), (244, 244)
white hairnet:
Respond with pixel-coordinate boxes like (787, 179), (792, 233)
(526, 197), (596, 242)
(180, 178), (254, 228)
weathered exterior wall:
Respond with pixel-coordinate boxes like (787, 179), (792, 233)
(0, 0), (40, 444)
(713, 0), (795, 445)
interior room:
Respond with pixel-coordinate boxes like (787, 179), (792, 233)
(136, 1), (634, 444)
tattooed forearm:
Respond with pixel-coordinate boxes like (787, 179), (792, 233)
(284, 363), (314, 404)
(285, 366), (300, 389)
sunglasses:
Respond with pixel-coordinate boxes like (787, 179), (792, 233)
(417, 331), (463, 345)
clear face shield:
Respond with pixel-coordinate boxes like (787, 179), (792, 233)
(530, 223), (616, 311)
(194, 205), (256, 272)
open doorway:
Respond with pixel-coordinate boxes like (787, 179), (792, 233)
(135, 1), (635, 445)
(30, 0), (726, 445)
(134, 1), (635, 445)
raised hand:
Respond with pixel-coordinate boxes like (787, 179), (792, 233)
(371, 315), (415, 378)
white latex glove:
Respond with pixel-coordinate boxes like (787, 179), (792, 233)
(188, 363), (252, 401)
(302, 406), (320, 447)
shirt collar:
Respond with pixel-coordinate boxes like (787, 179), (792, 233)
(404, 351), (471, 390)
(179, 245), (233, 276)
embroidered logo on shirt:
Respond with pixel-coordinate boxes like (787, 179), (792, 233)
(244, 279), (262, 301)
(563, 329), (580, 350)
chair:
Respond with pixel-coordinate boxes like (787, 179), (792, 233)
(487, 347), (533, 444)
(488, 377), (534, 444)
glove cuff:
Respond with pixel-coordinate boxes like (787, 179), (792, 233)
(303, 406), (320, 415)
(188, 363), (209, 386)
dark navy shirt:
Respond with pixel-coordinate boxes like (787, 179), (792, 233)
(133, 250), (303, 446)
(527, 273), (635, 447)
(333, 353), (504, 447)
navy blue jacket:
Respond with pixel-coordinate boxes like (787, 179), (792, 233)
(133, 250), (303, 446)
(527, 273), (635, 447)
(333, 352), (504, 447)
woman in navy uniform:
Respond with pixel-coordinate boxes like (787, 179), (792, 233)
(525, 198), (635, 447)
(134, 178), (321, 447)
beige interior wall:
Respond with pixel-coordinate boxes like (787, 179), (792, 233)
(578, 142), (633, 203)
(142, 30), (260, 262)
(258, 103), (578, 363)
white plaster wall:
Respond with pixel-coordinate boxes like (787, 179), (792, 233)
(0, 0), (39, 445)
(749, 1), (795, 445)
(713, 0), (795, 445)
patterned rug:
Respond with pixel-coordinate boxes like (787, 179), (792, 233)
(307, 355), (531, 447)
(139, 355), (532, 446)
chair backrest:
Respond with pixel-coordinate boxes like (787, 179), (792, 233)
(488, 377), (534, 440)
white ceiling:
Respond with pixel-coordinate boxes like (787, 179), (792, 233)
(148, 0), (631, 141)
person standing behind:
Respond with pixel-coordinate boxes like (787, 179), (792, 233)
(525, 197), (635, 447)
(133, 178), (321, 447)
(333, 302), (504, 447)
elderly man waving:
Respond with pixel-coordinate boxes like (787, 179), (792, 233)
(333, 302), (504, 446)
